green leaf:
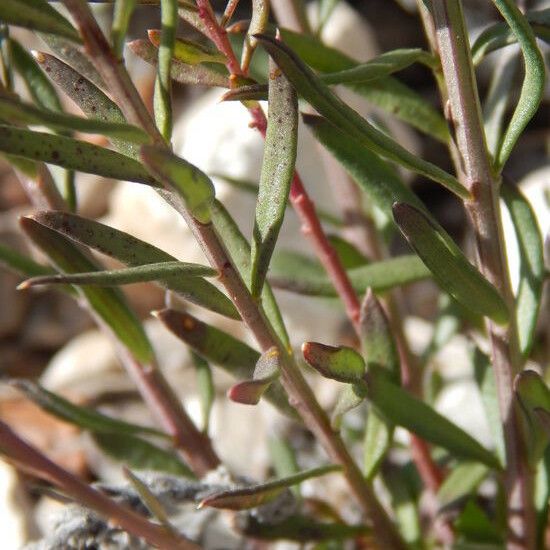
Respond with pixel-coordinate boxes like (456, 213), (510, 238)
(302, 342), (365, 384)
(20, 217), (154, 364)
(34, 51), (137, 157)
(9, 40), (62, 112)
(0, 95), (150, 144)
(454, 500), (503, 544)
(30, 210), (239, 320)
(210, 200), (289, 347)
(199, 464), (341, 510)
(502, 184), (544, 359)
(10, 379), (168, 439)
(393, 202), (509, 324)
(437, 462), (489, 510)
(0, 125), (156, 184)
(127, 39), (229, 88)
(242, 0), (269, 72)
(93, 432), (193, 476)
(535, 449), (550, 547)
(0, 0), (80, 42)
(154, 0), (177, 141)
(360, 291), (398, 479)
(331, 384), (366, 429)
(148, 31), (226, 65)
(490, 0), (546, 169)
(366, 368), (500, 469)
(111, 0), (137, 57)
(228, 347), (280, 406)
(270, 251), (431, 296)
(304, 114), (427, 221)
(190, 352), (214, 433)
(320, 48), (435, 85)
(471, 9), (550, 66)
(154, 308), (294, 416)
(250, 56), (298, 298)
(255, 35), (465, 197)
(472, 347), (506, 466)
(19, 261), (216, 289)
(515, 370), (550, 465)
(328, 235), (368, 269)
(0, 243), (53, 277)
(140, 145), (215, 223)
(278, 28), (449, 143)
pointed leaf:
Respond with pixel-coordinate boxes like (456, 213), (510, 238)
(250, 56), (298, 298)
(127, 39), (229, 88)
(211, 200), (289, 346)
(502, 184), (544, 359)
(154, 308), (293, 416)
(490, 0), (546, 169)
(302, 342), (365, 384)
(93, 432), (193, 476)
(304, 114), (427, 221)
(190, 352), (214, 432)
(148, 30), (226, 65)
(140, 145), (215, 223)
(270, 251), (431, 296)
(0, 0), (80, 42)
(20, 217), (154, 363)
(437, 462), (489, 510)
(30, 211), (239, 319)
(20, 261), (216, 289)
(199, 465), (340, 510)
(34, 51), (136, 157)
(255, 35), (465, 197)
(0, 95), (150, 144)
(363, 410), (393, 481)
(10, 379), (168, 439)
(393, 202), (509, 324)
(331, 384), (367, 429)
(0, 125), (155, 184)
(473, 347), (506, 465)
(365, 369), (500, 469)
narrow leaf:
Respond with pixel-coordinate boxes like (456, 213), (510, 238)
(363, 410), (393, 481)
(93, 432), (193, 476)
(0, 95), (150, 144)
(437, 462), (489, 510)
(393, 202), (509, 324)
(331, 384), (366, 429)
(365, 369), (500, 469)
(0, 243), (53, 277)
(199, 465), (340, 510)
(210, 200), (289, 346)
(154, 0), (177, 140)
(30, 211), (239, 319)
(0, 125), (155, 184)
(0, 0), (80, 42)
(154, 308), (293, 416)
(250, 55), (298, 298)
(302, 342), (365, 384)
(148, 30), (226, 65)
(190, 352), (214, 432)
(128, 39), (229, 88)
(140, 145), (215, 223)
(491, 0), (546, 169)
(269, 251), (431, 296)
(502, 184), (544, 359)
(304, 114), (427, 221)
(10, 379), (168, 439)
(20, 217), (154, 363)
(112, 0), (137, 57)
(19, 261), (215, 289)
(255, 35), (466, 197)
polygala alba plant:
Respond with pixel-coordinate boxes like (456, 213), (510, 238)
(0, 0), (549, 548)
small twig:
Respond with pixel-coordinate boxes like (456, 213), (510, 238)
(429, 2), (534, 548)
(0, 421), (200, 550)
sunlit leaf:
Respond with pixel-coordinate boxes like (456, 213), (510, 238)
(393, 202), (509, 324)
(437, 462), (489, 510)
(490, 0), (546, 169)
(10, 379), (168, 439)
(302, 342), (365, 384)
(20, 217), (154, 363)
(0, 0), (80, 42)
(140, 145), (215, 223)
(148, 31), (225, 65)
(250, 55), (297, 298)
(502, 184), (544, 359)
(30, 210), (239, 319)
(199, 465), (340, 510)
(93, 432), (193, 476)
(0, 125), (155, 184)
